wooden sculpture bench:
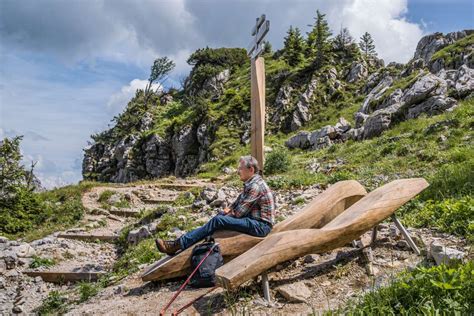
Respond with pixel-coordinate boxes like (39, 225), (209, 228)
(215, 178), (429, 293)
(141, 180), (367, 282)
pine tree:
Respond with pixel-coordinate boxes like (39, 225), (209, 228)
(283, 26), (305, 66)
(262, 41), (273, 55)
(334, 27), (354, 51)
(359, 32), (377, 60)
(306, 10), (332, 67)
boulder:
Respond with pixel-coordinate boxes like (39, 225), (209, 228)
(276, 282), (312, 303)
(401, 73), (447, 107)
(362, 104), (402, 139)
(346, 61), (368, 83)
(430, 242), (465, 265)
(360, 75), (394, 114)
(453, 65), (474, 98)
(13, 244), (36, 258)
(127, 226), (151, 246)
(201, 187), (218, 203)
(407, 96), (457, 119)
(209, 189), (227, 207)
(139, 112), (154, 132)
(334, 117), (351, 133)
(285, 131), (311, 149)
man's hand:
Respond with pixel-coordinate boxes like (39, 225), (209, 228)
(221, 207), (234, 216)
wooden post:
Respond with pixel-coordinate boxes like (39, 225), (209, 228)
(251, 56), (266, 171)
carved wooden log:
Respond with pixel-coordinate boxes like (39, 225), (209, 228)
(215, 178), (429, 290)
(141, 180), (366, 281)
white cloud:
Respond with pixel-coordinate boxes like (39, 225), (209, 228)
(106, 79), (162, 115)
(326, 0), (425, 63)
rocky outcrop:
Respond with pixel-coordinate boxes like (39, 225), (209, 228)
(271, 85), (293, 125)
(286, 117), (351, 150)
(286, 76), (318, 132)
(358, 72), (457, 139)
(83, 120), (216, 182)
(414, 30), (473, 63)
(346, 61), (368, 83)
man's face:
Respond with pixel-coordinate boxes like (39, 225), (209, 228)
(237, 160), (255, 182)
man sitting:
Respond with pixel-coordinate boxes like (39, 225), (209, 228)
(155, 155), (275, 255)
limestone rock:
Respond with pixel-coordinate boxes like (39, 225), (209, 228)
(276, 282), (312, 303)
(285, 131), (311, 149)
(288, 77), (318, 132)
(430, 242), (465, 265)
(414, 30), (472, 63)
(401, 73), (447, 107)
(346, 61), (368, 83)
(271, 85), (293, 125)
(407, 95), (457, 119)
(13, 244), (36, 258)
(362, 103), (402, 139)
(127, 227), (151, 246)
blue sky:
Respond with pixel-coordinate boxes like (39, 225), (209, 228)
(0, 0), (472, 188)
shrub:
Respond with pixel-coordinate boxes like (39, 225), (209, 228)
(37, 291), (67, 315)
(29, 256), (56, 269)
(402, 197), (474, 241)
(337, 262), (474, 314)
(264, 150), (291, 175)
(78, 281), (99, 302)
(98, 190), (114, 203)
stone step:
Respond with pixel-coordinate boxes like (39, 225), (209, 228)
(141, 196), (177, 204)
(24, 271), (106, 283)
(155, 183), (207, 191)
(109, 209), (140, 217)
(57, 233), (118, 242)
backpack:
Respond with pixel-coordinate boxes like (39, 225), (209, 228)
(189, 239), (224, 288)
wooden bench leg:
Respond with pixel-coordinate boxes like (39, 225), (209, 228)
(371, 225), (378, 245)
(391, 215), (420, 255)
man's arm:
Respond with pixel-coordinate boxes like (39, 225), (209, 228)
(230, 184), (260, 218)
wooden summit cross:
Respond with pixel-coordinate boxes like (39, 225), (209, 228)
(248, 14), (269, 170)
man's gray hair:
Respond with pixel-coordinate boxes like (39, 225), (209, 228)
(239, 155), (260, 173)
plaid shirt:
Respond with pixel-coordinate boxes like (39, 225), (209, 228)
(230, 174), (275, 225)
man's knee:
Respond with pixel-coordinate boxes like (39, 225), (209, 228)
(209, 214), (228, 229)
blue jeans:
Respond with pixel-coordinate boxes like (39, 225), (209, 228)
(178, 214), (272, 250)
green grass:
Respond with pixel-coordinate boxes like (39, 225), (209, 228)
(36, 290), (68, 315)
(29, 256), (56, 269)
(2, 181), (96, 241)
(333, 261), (474, 315)
(78, 281), (99, 302)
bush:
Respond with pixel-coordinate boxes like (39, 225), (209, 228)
(78, 282), (99, 302)
(402, 197), (474, 241)
(337, 262), (474, 314)
(264, 150), (291, 175)
(29, 256), (56, 269)
(37, 290), (67, 315)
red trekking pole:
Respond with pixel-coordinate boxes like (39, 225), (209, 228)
(160, 243), (219, 316)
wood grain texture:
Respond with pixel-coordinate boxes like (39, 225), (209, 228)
(215, 178), (429, 289)
(251, 57), (265, 170)
(141, 180), (366, 282)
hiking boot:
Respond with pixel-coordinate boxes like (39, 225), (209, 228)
(155, 238), (181, 255)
